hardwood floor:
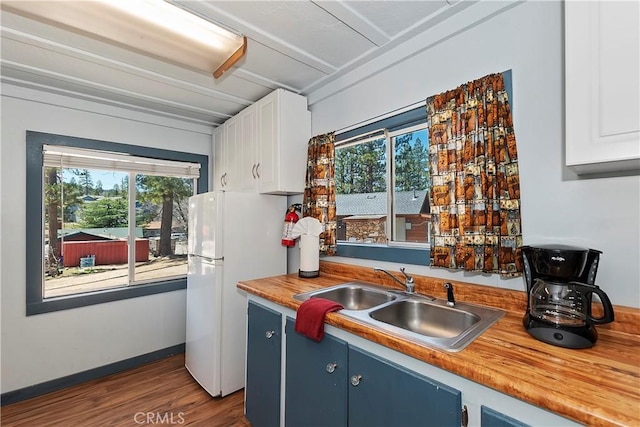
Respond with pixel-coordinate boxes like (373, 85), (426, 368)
(1, 354), (251, 427)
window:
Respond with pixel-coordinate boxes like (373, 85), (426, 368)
(26, 131), (208, 315)
(334, 106), (430, 264)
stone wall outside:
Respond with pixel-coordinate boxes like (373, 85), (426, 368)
(344, 218), (386, 244)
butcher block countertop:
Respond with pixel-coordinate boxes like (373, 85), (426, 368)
(237, 262), (640, 427)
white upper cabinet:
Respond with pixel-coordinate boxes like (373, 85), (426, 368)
(565, 1), (640, 175)
(256, 89), (311, 194)
(213, 88), (311, 194)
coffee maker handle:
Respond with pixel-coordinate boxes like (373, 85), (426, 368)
(573, 282), (615, 324)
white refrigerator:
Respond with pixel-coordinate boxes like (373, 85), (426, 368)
(185, 191), (286, 397)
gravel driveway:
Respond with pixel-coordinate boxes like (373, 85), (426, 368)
(45, 257), (188, 298)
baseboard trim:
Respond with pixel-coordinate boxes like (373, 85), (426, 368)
(1, 343), (185, 406)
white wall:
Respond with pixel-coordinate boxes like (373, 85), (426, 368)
(303, 1), (640, 307)
(0, 83), (212, 393)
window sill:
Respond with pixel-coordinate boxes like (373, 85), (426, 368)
(335, 242), (429, 265)
(27, 278), (186, 316)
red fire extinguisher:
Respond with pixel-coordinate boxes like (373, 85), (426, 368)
(281, 204), (302, 247)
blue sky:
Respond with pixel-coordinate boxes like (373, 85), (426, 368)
(63, 169), (127, 190)
(92, 171), (127, 190)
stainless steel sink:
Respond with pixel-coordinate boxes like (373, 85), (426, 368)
(293, 282), (398, 310)
(369, 299), (480, 338)
(293, 282), (504, 352)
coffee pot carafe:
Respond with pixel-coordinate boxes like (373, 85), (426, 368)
(529, 279), (614, 328)
(522, 245), (615, 349)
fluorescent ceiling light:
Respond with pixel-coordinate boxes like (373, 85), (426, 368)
(1, 0), (247, 79)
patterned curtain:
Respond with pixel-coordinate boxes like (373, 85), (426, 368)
(302, 132), (337, 255)
(426, 73), (522, 276)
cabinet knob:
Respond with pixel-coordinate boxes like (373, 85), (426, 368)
(326, 362), (337, 374)
(350, 374), (362, 386)
(265, 330), (276, 339)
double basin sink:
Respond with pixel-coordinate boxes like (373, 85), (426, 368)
(293, 282), (504, 352)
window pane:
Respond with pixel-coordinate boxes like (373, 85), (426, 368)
(44, 168), (130, 298)
(392, 128), (431, 244)
(134, 175), (192, 283)
(335, 138), (387, 244)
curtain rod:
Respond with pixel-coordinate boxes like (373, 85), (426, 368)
(334, 99), (426, 136)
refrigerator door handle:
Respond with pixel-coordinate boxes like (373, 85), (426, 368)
(191, 254), (224, 262)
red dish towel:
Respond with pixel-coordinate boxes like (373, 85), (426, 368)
(295, 298), (343, 342)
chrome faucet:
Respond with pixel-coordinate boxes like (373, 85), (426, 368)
(444, 282), (455, 306)
(374, 267), (415, 293)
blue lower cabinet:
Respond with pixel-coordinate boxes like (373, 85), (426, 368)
(348, 346), (462, 427)
(481, 406), (530, 427)
(245, 302), (282, 427)
(285, 318), (348, 427)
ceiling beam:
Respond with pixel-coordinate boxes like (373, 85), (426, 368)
(1, 60), (230, 122)
(311, 1), (390, 47)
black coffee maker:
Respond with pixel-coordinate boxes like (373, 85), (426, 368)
(521, 245), (615, 349)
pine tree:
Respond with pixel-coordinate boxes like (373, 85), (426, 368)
(78, 169), (93, 195)
(80, 198), (128, 228)
(395, 132), (429, 191)
(136, 176), (192, 256)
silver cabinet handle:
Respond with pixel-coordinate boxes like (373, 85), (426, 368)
(251, 164), (257, 179)
(265, 330), (275, 339)
(350, 374), (362, 386)
(462, 405), (469, 427)
(326, 363), (337, 374)
(255, 162), (261, 178)
(220, 175), (224, 187)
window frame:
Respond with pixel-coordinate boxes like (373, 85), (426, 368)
(334, 105), (431, 265)
(387, 122), (430, 248)
(26, 131), (208, 315)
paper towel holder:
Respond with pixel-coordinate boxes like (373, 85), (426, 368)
(291, 217), (322, 278)
(298, 234), (320, 278)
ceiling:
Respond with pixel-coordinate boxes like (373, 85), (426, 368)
(0, 0), (477, 128)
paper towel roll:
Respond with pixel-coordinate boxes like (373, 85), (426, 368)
(299, 234), (320, 277)
(291, 216), (323, 239)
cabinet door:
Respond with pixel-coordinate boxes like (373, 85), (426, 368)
(245, 301), (282, 427)
(212, 125), (225, 191)
(257, 94), (278, 193)
(239, 106), (258, 192)
(565, 0), (640, 174)
(285, 318), (348, 427)
(481, 406), (530, 427)
(257, 88), (310, 195)
(223, 116), (239, 191)
(348, 346), (461, 427)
